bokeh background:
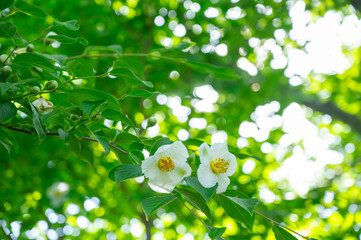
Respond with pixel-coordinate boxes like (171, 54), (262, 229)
(1, 0), (361, 239)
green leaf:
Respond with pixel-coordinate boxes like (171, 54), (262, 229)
(67, 140), (94, 165)
(174, 41), (195, 50)
(0, 82), (14, 95)
(102, 109), (136, 130)
(0, 100), (17, 122)
(41, 54), (68, 65)
(183, 138), (204, 147)
(80, 100), (106, 117)
(207, 226), (226, 239)
(218, 195), (255, 231)
(0, 0), (13, 11)
(0, 22), (16, 39)
(185, 177), (217, 202)
(66, 88), (118, 108)
(108, 164), (143, 183)
(27, 99), (46, 140)
(16, 0), (47, 18)
(13, 53), (55, 72)
(116, 57), (144, 78)
(225, 196), (258, 215)
(175, 188), (212, 223)
(272, 225), (298, 240)
(108, 44), (122, 54)
(150, 137), (172, 155)
(234, 153), (262, 161)
(113, 132), (140, 145)
(129, 150), (144, 164)
(58, 128), (69, 142)
(184, 60), (240, 80)
(54, 20), (80, 31)
(85, 45), (120, 55)
(47, 35), (88, 46)
(142, 195), (175, 220)
(127, 89), (157, 98)
(110, 67), (153, 88)
(92, 132), (110, 155)
(66, 59), (94, 78)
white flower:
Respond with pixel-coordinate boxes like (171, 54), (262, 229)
(32, 97), (53, 114)
(46, 182), (70, 208)
(197, 142), (237, 194)
(141, 141), (192, 193)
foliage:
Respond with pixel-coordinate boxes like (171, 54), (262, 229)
(0, 0), (360, 239)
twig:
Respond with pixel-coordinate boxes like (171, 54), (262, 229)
(0, 227), (12, 240)
(254, 210), (310, 239)
(0, 123), (128, 155)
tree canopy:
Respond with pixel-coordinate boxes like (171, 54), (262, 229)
(1, 0), (361, 239)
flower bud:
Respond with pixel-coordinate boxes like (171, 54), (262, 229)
(31, 86), (41, 93)
(11, 74), (19, 83)
(0, 54), (10, 65)
(147, 117), (157, 128)
(32, 97), (53, 114)
(26, 44), (34, 53)
(1, 65), (12, 78)
(44, 80), (58, 90)
(70, 114), (80, 121)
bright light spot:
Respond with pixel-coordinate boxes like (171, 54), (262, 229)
(107, 232), (117, 240)
(154, 16), (165, 27)
(194, 85), (218, 103)
(226, 6), (245, 20)
(168, 10), (177, 18)
(289, 76), (303, 86)
(211, 131), (227, 144)
(66, 204), (80, 215)
(215, 43), (228, 56)
(259, 188), (276, 203)
(177, 129), (190, 141)
(161, 37), (173, 48)
(237, 137), (249, 148)
(190, 3), (201, 12)
(345, 143), (355, 153)
(76, 216), (90, 229)
(242, 159), (256, 174)
(37, 220), (48, 232)
(169, 71), (179, 80)
(192, 24), (202, 34)
(47, 229), (58, 240)
(249, 37), (261, 48)
(84, 197), (100, 211)
(237, 57), (258, 76)
(181, 233), (194, 240)
(130, 218), (144, 237)
(204, 7), (219, 18)
(189, 118), (207, 129)
(174, 24), (187, 37)
(261, 142), (273, 153)
(63, 225), (73, 235)
(157, 94), (167, 105)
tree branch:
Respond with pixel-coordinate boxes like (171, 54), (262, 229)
(0, 123), (128, 155)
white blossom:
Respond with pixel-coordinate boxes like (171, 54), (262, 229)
(46, 182), (69, 208)
(197, 142), (237, 194)
(141, 141), (192, 193)
(32, 97), (53, 114)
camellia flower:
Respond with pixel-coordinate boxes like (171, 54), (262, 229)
(141, 141), (192, 193)
(197, 142), (237, 194)
(46, 182), (70, 208)
(32, 97), (53, 114)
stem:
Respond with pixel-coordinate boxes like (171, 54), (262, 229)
(170, 192), (208, 228)
(0, 227), (12, 240)
(254, 210), (309, 239)
(0, 123), (128, 155)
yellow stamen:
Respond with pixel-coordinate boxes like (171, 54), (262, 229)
(210, 158), (229, 174)
(158, 157), (175, 172)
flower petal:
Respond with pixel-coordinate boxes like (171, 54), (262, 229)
(199, 142), (211, 164)
(222, 152), (237, 176)
(141, 156), (158, 178)
(168, 141), (189, 162)
(216, 175), (230, 194)
(211, 142), (228, 157)
(197, 163), (217, 188)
